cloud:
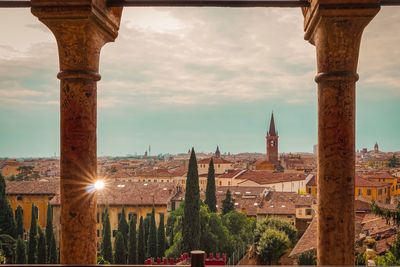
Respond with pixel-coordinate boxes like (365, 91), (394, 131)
(0, 7), (398, 110)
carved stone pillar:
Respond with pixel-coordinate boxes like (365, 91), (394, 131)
(31, 1), (122, 264)
(303, 1), (379, 265)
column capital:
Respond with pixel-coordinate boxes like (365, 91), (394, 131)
(303, 0), (380, 80)
(31, 0), (123, 76)
(303, 0), (380, 45)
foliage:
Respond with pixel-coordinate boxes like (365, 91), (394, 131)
(255, 217), (298, 246)
(256, 228), (290, 264)
(127, 216), (137, 264)
(37, 227), (47, 264)
(375, 251), (398, 266)
(48, 234), (58, 264)
(147, 207), (158, 258)
(45, 204), (54, 261)
(0, 234), (15, 262)
(205, 158), (217, 212)
(144, 215), (150, 255)
(221, 189), (235, 214)
(388, 155), (399, 168)
(182, 148), (201, 252)
(138, 216), (146, 264)
(114, 231), (126, 264)
(297, 250), (317, 265)
(15, 166), (39, 181)
(101, 208), (113, 264)
(118, 207), (129, 250)
(371, 201), (400, 226)
(27, 204), (37, 264)
(0, 173), (17, 239)
(355, 252), (366, 266)
(97, 255), (110, 265)
(15, 237), (26, 264)
(157, 213), (166, 258)
(15, 206), (24, 238)
(222, 211), (255, 245)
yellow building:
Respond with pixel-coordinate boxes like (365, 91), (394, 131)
(360, 171), (399, 198)
(50, 181), (178, 244)
(306, 175), (391, 203)
(6, 179), (58, 236)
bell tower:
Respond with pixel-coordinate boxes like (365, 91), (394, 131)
(266, 112), (279, 164)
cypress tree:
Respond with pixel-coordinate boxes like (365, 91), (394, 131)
(0, 173), (17, 238)
(143, 215), (150, 254)
(15, 205), (24, 238)
(101, 208), (113, 263)
(205, 157), (217, 212)
(37, 227), (47, 264)
(147, 207), (157, 258)
(114, 231), (126, 264)
(127, 216), (137, 264)
(138, 216), (146, 264)
(27, 204), (37, 264)
(45, 204), (53, 261)
(15, 237), (26, 264)
(48, 233), (58, 264)
(157, 213), (166, 258)
(118, 207), (129, 249)
(222, 189), (235, 214)
(182, 148), (201, 252)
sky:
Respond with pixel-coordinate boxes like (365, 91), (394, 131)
(0, 7), (399, 157)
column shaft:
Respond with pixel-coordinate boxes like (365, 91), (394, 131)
(303, 3), (379, 265)
(31, 2), (122, 264)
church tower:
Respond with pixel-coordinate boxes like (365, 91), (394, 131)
(266, 112), (279, 164)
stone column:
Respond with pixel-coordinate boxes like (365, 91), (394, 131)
(31, 1), (122, 264)
(303, 1), (379, 265)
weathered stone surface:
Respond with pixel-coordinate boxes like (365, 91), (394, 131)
(31, 1), (122, 264)
(304, 1), (379, 265)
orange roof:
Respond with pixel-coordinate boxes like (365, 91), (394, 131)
(307, 175), (390, 188)
(237, 170), (306, 184)
(197, 157), (233, 165)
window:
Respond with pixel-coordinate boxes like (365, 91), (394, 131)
(219, 181), (222, 186)
(308, 188), (311, 194)
(367, 189), (371, 196)
(306, 209), (312, 216)
(97, 230), (100, 237)
(97, 213), (100, 223)
(298, 209), (303, 216)
(378, 189), (382, 195)
(358, 189), (361, 196)
(17, 195), (23, 201)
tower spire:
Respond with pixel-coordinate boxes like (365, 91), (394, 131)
(268, 112), (276, 136)
(215, 146), (221, 158)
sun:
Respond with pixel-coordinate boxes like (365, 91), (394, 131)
(94, 180), (105, 191)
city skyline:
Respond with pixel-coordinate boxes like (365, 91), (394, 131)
(0, 7), (399, 157)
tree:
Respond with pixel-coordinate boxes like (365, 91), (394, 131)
(48, 234), (58, 264)
(37, 227), (47, 264)
(27, 204), (37, 264)
(15, 237), (26, 264)
(147, 207), (157, 258)
(157, 213), (166, 258)
(118, 207), (129, 249)
(221, 189), (235, 214)
(297, 250), (317, 265)
(45, 204), (54, 262)
(127, 216), (137, 264)
(101, 208), (113, 264)
(255, 217), (298, 246)
(144, 215), (150, 255)
(182, 148), (201, 252)
(0, 173), (17, 238)
(205, 158), (217, 212)
(375, 251), (398, 266)
(15, 206), (24, 238)
(114, 231), (126, 264)
(256, 228), (290, 264)
(389, 155), (399, 168)
(138, 216), (146, 264)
